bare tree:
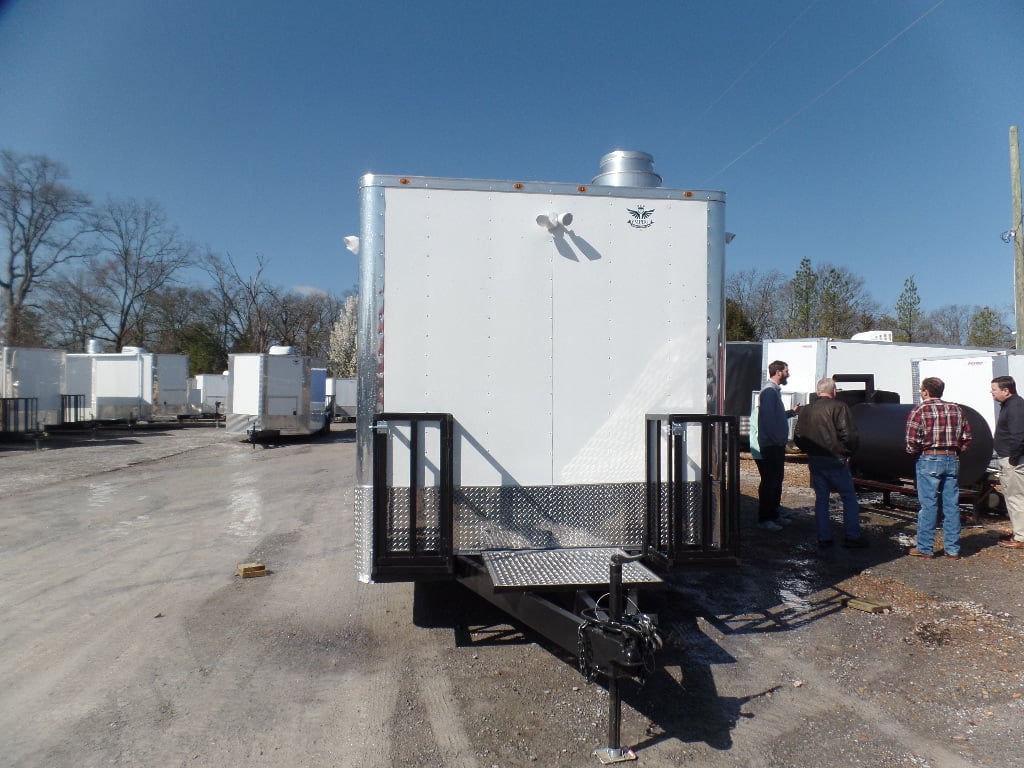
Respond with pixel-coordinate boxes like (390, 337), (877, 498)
(725, 267), (788, 339)
(0, 149), (92, 344)
(86, 198), (194, 350)
(144, 285), (228, 370)
(37, 268), (102, 351)
(926, 304), (973, 345)
(202, 252), (277, 353)
(271, 289), (343, 359)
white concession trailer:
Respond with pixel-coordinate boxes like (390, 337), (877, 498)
(187, 373), (229, 417)
(912, 350), (1024, 436)
(352, 151), (739, 759)
(763, 337), (997, 405)
(226, 347), (329, 439)
(327, 377), (356, 421)
(62, 348), (190, 422)
(0, 346), (65, 431)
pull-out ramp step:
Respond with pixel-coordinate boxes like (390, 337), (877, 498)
(481, 548), (662, 592)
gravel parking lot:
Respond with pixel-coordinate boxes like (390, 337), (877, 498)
(1, 426), (1022, 767)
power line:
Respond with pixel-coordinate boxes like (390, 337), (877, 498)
(689, 0), (820, 129)
(701, 0), (948, 184)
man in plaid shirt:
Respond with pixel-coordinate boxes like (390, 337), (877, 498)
(904, 376), (972, 559)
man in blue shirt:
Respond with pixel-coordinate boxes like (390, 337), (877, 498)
(754, 360), (798, 531)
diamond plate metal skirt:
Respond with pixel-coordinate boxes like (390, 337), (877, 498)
(356, 481), (704, 583)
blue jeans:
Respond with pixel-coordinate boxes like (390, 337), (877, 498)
(808, 456), (861, 542)
(915, 455), (961, 556)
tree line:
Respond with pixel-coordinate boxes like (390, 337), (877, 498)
(727, 259), (1014, 347)
(1, 149), (359, 376)
(5, 149), (1012, 378)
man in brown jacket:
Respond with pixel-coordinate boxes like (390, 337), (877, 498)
(794, 377), (867, 548)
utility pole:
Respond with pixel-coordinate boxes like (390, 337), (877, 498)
(1012, 126), (1024, 348)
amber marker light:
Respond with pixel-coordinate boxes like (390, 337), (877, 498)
(577, 185), (588, 193)
(399, 178), (410, 185)
(683, 191), (694, 198)
(513, 183), (524, 189)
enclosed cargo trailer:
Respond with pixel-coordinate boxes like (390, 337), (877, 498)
(0, 346), (66, 430)
(61, 348), (190, 423)
(353, 151), (739, 759)
(763, 337), (998, 405)
(912, 351), (1024, 437)
(187, 373), (228, 418)
(151, 354), (190, 419)
(327, 377), (356, 421)
(226, 347), (329, 439)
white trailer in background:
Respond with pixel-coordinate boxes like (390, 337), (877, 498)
(93, 352), (150, 421)
(62, 354), (94, 420)
(763, 337), (997, 405)
(62, 348), (190, 422)
(0, 346), (66, 431)
(187, 373), (228, 417)
(151, 354), (190, 419)
(327, 377), (356, 421)
(912, 351), (1024, 436)
(225, 347), (329, 438)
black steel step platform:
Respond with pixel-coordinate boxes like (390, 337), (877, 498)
(480, 547), (662, 592)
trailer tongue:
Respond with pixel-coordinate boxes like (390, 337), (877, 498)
(353, 152), (739, 759)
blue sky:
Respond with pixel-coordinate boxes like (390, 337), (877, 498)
(1, 0), (1021, 318)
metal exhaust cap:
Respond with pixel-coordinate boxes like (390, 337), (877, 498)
(592, 150), (663, 188)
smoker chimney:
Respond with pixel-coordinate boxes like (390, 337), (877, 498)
(591, 150), (663, 188)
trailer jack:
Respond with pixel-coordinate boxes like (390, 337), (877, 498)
(581, 553), (662, 764)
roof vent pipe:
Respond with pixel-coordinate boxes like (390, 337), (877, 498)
(591, 150), (662, 188)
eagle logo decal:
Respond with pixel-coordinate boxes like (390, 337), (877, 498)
(627, 204), (654, 229)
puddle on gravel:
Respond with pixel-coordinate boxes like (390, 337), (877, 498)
(227, 472), (263, 538)
(88, 480), (115, 509)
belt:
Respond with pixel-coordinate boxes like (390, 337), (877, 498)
(921, 449), (958, 455)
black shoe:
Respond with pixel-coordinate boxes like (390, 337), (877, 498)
(817, 539), (834, 549)
(843, 537), (869, 549)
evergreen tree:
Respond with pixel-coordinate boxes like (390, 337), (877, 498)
(788, 258), (817, 336)
(968, 306), (1012, 347)
(725, 298), (757, 340)
(894, 276), (922, 342)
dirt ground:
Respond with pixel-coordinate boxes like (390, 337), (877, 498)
(1, 427), (1023, 767)
(438, 455), (1024, 767)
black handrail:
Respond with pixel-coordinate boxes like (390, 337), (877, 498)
(371, 412), (455, 581)
(644, 413), (740, 567)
